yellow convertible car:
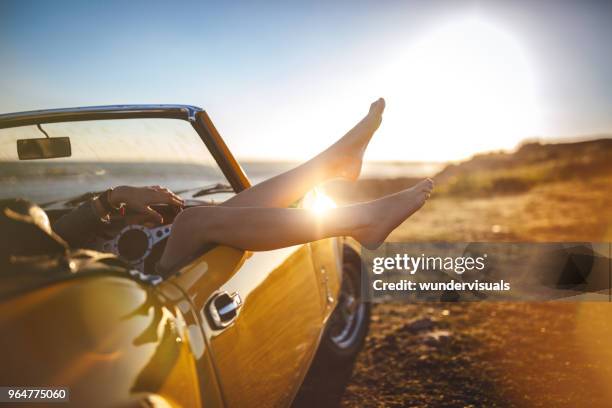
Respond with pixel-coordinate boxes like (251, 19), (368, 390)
(0, 105), (370, 407)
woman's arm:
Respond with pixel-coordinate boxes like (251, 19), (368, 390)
(52, 199), (107, 247)
(53, 185), (183, 248)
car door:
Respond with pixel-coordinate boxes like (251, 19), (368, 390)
(167, 111), (328, 406)
(169, 243), (325, 407)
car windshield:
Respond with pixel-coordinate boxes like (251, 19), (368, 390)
(0, 117), (233, 208)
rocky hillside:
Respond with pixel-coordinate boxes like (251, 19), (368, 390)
(433, 138), (612, 195)
(326, 137), (612, 201)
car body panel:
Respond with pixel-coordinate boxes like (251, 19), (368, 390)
(169, 244), (330, 407)
(0, 274), (204, 407)
(308, 238), (344, 321)
(157, 280), (227, 407)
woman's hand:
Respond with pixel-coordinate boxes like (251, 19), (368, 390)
(109, 185), (184, 224)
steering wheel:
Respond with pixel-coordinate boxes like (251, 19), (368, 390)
(96, 223), (173, 273)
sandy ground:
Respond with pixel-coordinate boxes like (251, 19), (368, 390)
(342, 302), (612, 407)
(301, 176), (612, 407)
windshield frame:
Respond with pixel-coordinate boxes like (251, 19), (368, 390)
(0, 104), (251, 193)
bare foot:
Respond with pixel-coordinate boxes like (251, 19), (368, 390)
(320, 98), (386, 180)
(352, 178), (434, 249)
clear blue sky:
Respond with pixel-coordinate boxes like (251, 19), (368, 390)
(1, 0), (611, 161)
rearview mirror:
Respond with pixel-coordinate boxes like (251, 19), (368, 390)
(17, 137), (72, 160)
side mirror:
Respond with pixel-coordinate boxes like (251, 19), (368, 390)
(17, 137), (72, 160)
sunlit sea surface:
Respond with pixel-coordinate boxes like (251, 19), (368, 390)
(0, 161), (443, 206)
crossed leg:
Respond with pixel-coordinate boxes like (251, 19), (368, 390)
(159, 99), (434, 271)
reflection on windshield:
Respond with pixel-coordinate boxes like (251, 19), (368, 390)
(0, 119), (230, 205)
(0, 161), (230, 207)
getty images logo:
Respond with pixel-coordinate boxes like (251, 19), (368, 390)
(371, 253), (488, 276)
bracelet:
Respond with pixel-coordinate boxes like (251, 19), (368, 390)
(98, 189), (121, 213)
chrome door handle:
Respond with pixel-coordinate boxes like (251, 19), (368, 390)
(206, 291), (242, 329)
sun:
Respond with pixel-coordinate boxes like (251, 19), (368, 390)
(303, 188), (337, 215)
(375, 17), (543, 162)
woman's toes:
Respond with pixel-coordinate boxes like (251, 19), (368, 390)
(369, 98), (386, 115)
(415, 178), (434, 193)
(424, 178), (434, 192)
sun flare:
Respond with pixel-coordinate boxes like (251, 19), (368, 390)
(376, 17), (543, 162)
(303, 188), (337, 215)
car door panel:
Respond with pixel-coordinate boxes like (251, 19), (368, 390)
(308, 238), (343, 321)
(170, 244), (324, 407)
(157, 281), (226, 407)
(0, 275), (203, 407)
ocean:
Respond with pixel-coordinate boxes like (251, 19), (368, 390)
(0, 160), (443, 206)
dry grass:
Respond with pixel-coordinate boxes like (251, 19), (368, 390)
(392, 175), (612, 242)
